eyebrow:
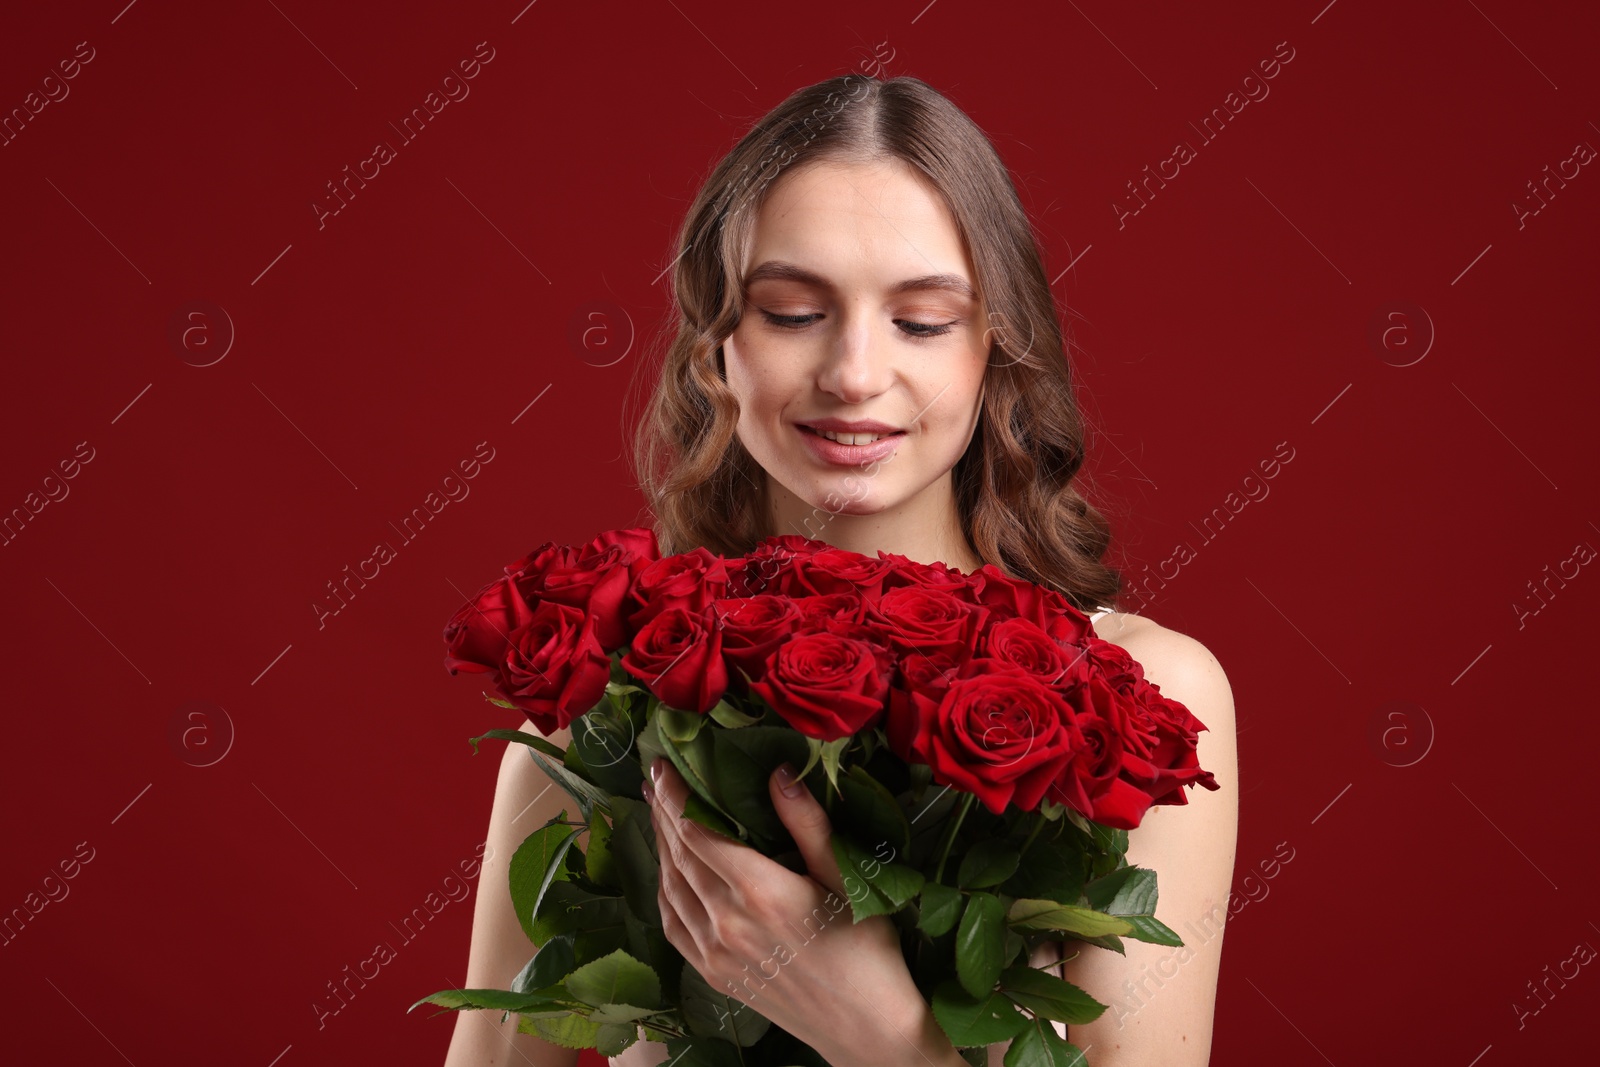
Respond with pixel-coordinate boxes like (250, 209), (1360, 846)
(742, 260), (977, 302)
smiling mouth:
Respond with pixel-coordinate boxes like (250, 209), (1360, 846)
(798, 426), (908, 445)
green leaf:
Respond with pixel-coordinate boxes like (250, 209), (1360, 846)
(917, 882), (964, 937)
(511, 935), (576, 994)
(658, 705), (705, 743)
(524, 745), (610, 821)
(662, 1035), (749, 1066)
(407, 987), (571, 1015)
(832, 832), (925, 913)
(997, 966), (1107, 1025)
(838, 765), (912, 858)
(564, 948), (663, 1012)
(571, 710), (646, 798)
(1002, 830), (1085, 905)
(1007, 899), (1133, 938)
(509, 818), (580, 945)
(654, 715), (746, 837)
(711, 724), (813, 770)
(818, 736), (850, 791)
(584, 807), (617, 888)
(797, 735), (825, 781)
(679, 961), (772, 1046)
(1087, 823), (1129, 877)
(1001, 1014), (1089, 1067)
(595, 1022), (638, 1056)
(531, 881), (629, 960)
(955, 891), (1006, 998)
(608, 795), (661, 925)
(958, 837), (1022, 890)
(1084, 865), (1150, 913)
(1069, 933), (1126, 956)
(708, 730), (788, 848)
(709, 725), (813, 848)
(1121, 915), (1183, 946)
(931, 977), (1029, 1047)
(708, 698), (763, 728)
(1086, 867), (1182, 945)
(517, 1012), (604, 1047)
(586, 1002), (660, 1024)
(469, 727), (566, 760)
(681, 790), (743, 840)
(828, 835), (897, 921)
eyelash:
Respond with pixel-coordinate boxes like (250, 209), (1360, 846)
(758, 310), (959, 340)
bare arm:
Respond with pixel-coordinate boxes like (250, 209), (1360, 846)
(442, 726), (583, 1067)
(1057, 619), (1241, 1065)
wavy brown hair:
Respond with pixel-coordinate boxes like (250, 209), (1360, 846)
(625, 73), (1122, 614)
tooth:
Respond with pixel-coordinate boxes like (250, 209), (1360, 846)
(819, 430), (888, 445)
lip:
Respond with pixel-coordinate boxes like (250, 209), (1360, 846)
(796, 423), (906, 466)
(796, 417), (904, 435)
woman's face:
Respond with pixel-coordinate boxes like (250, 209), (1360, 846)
(721, 157), (991, 528)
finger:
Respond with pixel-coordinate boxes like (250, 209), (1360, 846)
(650, 758), (761, 896)
(769, 763), (849, 899)
(655, 866), (704, 970)
(650, 768), (719, 931)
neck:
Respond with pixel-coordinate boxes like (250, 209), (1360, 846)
(757, 473), (985, 574)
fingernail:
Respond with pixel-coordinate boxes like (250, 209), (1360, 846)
(650, 758), (664, 784)
(776, 762), (803, 798)
(641, 778), (654, 803)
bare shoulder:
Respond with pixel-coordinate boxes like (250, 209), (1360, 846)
(1054, 611), (1240, 1064)
(444, 723), (582, 1067)
(1093, 611), (1234, 732)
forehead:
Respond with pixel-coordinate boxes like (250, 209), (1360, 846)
(741, 158), (973, 285)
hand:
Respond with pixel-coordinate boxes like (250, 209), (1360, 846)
(644, 757), (963, 1067)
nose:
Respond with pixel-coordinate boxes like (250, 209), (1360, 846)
(815, 309), (893, 404)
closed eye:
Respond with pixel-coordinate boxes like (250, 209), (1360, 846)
(757, 310), (958, 339)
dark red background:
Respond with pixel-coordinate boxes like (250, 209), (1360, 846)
(3, 2), (1596, 1064)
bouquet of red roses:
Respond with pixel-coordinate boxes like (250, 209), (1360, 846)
(413, 528), (1218, 1066)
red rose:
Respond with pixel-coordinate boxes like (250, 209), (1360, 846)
(1047, 673), (1218, 828)
(1041, 608), (1096, 655)
(626, 547), (731, 631)
(443, 575), (535, 676)
(499, 601), (612, 735)
(887, 665), (1083, 815)
(875, 551), (974, 597)
(866, 585), (989, 660)
(621, 606), (728, 713)
(711, 595), (802, 687)
(537, 544), (639, 653)
(1117, 679), (1217, 808)
(1045, 674), (1152, 828)
(735, 535), (831, 598)
(793, 592), (868, 633)
(980, 617), (1083, 689)
(1082, 636), (1145, 694)
(502, 540), (576, 585)
(582, 527), (660, 567)
(895, 646), (966, 699)
(791, 548), (895, 599)
(748, 631), (894, 741)
(970, 565), (1058, 628)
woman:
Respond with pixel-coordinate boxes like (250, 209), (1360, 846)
(445, 73), (1238, 1067)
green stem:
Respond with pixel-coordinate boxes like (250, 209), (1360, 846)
(1017, 815), (1047, 861)
(933, 794), (976, 883)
